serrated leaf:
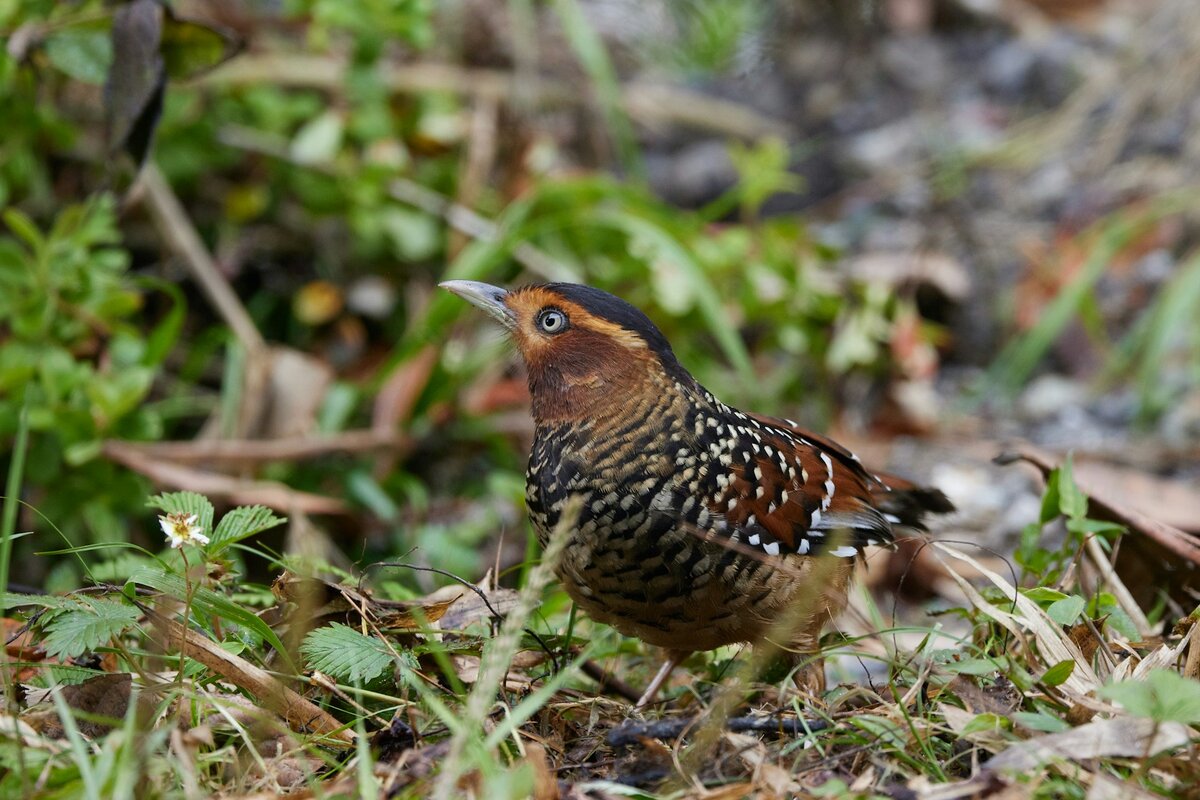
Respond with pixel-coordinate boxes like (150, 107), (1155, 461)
(125, 566), (295, 672)
(147, 491), (214, 541)
(1041, 660), (1076, 687)
(1, 592), (80, 611)
(301, 623), (396, 685)
(209, 506), (286, 553)
(1046, 596), (1085, 626)
(41, 597), (139, 659)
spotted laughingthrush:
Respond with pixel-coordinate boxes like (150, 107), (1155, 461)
(442, 281), (953, 706)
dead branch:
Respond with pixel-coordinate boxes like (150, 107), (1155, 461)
(104, 441), (348, 514)
(139, 163), (265, 355)
(202, 55), (789, 141)
(102, 429), (410, 465)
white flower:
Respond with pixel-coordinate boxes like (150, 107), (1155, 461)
(160, 512), (210, 549)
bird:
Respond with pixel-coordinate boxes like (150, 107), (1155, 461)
(441, 280), (954, 707)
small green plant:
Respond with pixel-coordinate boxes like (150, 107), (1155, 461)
(0, 196), (182, 553)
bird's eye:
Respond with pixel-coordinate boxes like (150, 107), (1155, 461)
(536, 308), (568, 334)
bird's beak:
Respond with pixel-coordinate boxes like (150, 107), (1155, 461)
(439, 280), (515, 330)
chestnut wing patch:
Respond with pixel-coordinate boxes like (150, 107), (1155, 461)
(700, 419), (894, 559)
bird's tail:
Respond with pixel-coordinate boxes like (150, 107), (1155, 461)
(871, 471), (955, 530)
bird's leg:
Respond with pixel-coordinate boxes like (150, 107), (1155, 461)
(635, 650), (687, 709)
(791, 655), (827, 697)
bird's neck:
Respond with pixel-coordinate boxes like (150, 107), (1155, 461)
(527, 357), (702, 426)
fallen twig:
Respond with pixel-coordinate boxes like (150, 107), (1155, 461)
(102, 429), (410, 465)
(606, 714), (829, 748)
(141, 604), (355, 746)
(104, 441), (348, 514)
(139, 163), (264, 355)
(203, 55), (789, 141)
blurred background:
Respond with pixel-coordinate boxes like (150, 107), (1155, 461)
(2, 0), (1198, 598)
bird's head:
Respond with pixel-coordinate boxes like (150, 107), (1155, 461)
(441, 281), (693, 422)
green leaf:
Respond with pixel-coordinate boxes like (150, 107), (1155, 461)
(1022, 587), (1069, 605)
(41, 597), (139, 659)
(301, 623), (396, 685)
(942, 658), (1003, 676)
(848, 715), (907, 748)
(1040, 660), (1076, 687)
(1099, 669), (1200, 724)
(1012, 711), (1070, 733)
(2, 208), (45, 252)
(44, 26), (113, 84)
(291, 111), (344, 165)
(379, 207), (439, 262)
(0, 592), (79, 611)
(160, 14), (241, 79)
(1065, 517), (1126, 536)
(1038, 468), (1061, 524)
(146, 492), (215, 542)
(1046, 595), (1086, 626)
(136, 277), (185, 366)
(346, 470), (399, 522)
(125, 566), (296, 673)
(961, 712), (1010, 736)
(1058, 455), (1088, 520)
(209, 506), (286, 554)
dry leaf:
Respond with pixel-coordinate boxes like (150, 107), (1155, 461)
(987, 717), (1192, 771)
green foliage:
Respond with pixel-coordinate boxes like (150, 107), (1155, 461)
(663, 0), (765, 76)
(124, 565), (294, 670)
(290, 0), (434, 58)
(300, 622), (398, 684)
(1016, 455), (1123, 582)
(1099, 669), (1200, 724)
(1103, 248), (1200, 421)
(0, 196), (177, 548)
(146, 492), (215, 542)
(209, 505), (287, 554)
(40, 596), (140, 659)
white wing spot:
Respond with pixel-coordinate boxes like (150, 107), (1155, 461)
(762, 541), (781, 556)
(830, 545), (858, 558)
(819, 452), (834, 477)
